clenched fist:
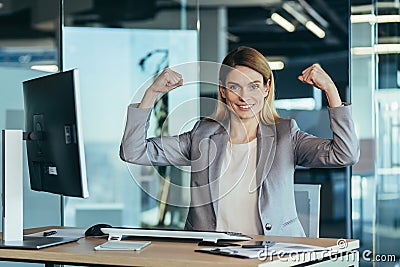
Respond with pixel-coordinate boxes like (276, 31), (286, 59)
(149, 68), (183, 94)
(298, 64), (336, 93)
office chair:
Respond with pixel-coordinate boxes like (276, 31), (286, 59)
(294, 184), (321, 238)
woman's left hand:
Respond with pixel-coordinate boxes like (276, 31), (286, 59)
(298, 64), (336, 93)
(298, 64), (343, 108)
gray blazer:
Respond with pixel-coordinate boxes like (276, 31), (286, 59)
(120, 103), (359, 237)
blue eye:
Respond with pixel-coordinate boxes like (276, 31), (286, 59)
(250, 84), (260, 90)
(228, 84), (239, 90)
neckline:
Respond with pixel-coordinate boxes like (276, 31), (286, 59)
(228, 138), (257, 147)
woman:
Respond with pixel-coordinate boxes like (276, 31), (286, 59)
(120, 46), (359, 237)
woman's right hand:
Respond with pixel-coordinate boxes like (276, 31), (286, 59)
(149, 68), (183, 94)
(139, 68), (183, 108)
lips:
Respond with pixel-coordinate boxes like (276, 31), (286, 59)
(237, 104), (254, 110)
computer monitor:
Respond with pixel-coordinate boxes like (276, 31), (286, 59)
(0, 69), (88, 249)
(22, 69), (89, 198)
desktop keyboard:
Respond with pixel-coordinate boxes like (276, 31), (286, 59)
(101, 227), (252, 242)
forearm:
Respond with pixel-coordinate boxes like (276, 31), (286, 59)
(138, 87), (160, 109)
(324, 86), (342, 108)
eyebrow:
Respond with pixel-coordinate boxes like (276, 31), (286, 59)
(226, 80), (262, 85)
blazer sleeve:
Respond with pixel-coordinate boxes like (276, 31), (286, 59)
(292, 104), (360, 168)
(119, 103), (193, 166)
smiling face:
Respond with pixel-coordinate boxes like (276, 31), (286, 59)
(220, 65), (270, 121)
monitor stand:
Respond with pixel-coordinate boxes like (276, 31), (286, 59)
(0, 236), (80, 250)
(1, 130), (78, 249)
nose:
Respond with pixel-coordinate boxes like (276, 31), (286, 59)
(237, 87), (248, 101)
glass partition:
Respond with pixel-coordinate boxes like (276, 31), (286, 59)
(351, 0), (400, 265)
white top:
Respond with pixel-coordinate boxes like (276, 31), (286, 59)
(216, 138), (263, 234)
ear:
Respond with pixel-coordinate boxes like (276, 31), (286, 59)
(219, 81), (226, 99)
(263, 79), (271, 97)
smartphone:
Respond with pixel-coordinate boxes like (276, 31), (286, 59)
(241, 241), (276, 248)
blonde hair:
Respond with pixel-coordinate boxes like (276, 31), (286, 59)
(212, 46), (282, 124)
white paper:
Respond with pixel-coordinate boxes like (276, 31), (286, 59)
(197, 242), (330, 259)
(94, 241), (151, 251)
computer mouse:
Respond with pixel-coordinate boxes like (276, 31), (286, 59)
(85, 223), (112, 237)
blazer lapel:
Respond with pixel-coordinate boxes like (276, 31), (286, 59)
(256, 123), (276, 188)
(208, 128), (229, 217)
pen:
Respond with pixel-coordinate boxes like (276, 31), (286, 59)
(212, 248), (238, 254)
(43, 230), (57, 237)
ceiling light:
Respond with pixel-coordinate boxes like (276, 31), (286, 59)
(271, 13), (295, 32)
(268, 60), (285, 70)
(351, 44), (400, 55)
(351, 47), (374, 55)
(31, 65), (59, 73)
(375, 44), (400, 54)
(350, 14), (375, 23)
(283, 2), (325, 39)
(226, 32), (240, 42)
(0, 2), (4, 9)
(351, 2), (400, 14)
(351, 14), (400, 24)
(377, 15), (400, 23)
(305, 21), (325, 38)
